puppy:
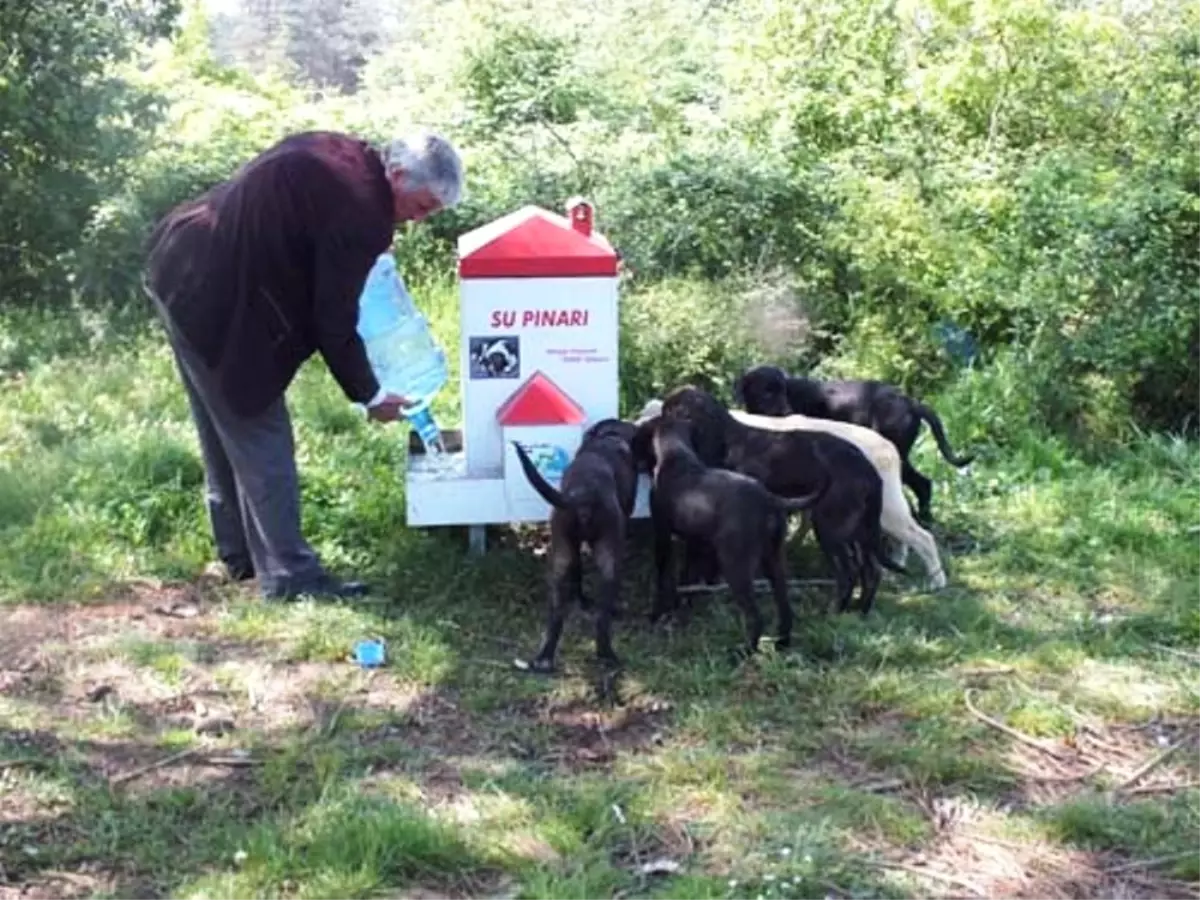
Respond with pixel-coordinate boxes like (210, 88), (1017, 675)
(635, 415), (825, 658)
(658, 385), (904, 616)
(512, 418), (639, 672)
(729, 409), (947, 590)
(735, 365), (974, 523)
(636, 398), (725, 588)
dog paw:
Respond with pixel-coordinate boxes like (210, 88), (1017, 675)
(593, 663), (624, 706)
(928, 572), (948, 591)
(514, 656), (556, 675)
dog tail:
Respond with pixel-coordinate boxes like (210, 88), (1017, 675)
(511, 441), (567, 509)
(775, 478), (828, 515)
(913, 402), (974, 467)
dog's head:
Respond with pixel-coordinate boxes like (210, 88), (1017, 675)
(630, 413), (696, 472)
(659, 384), (729, 467)
(734, 365), (792, 417)
(584, 417), (638, 447)
(649, 415), (697, 462)
(783, 374), (827, 415)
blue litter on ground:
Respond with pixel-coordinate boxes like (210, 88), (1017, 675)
(353, 639), (387, 668)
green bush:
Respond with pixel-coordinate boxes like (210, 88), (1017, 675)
(7, 0), (1198, 439)
(617, 276), (771, 414)
(0, 1), (180, 306)
(594, 145), (825, 283)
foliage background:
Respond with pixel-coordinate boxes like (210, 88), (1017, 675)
(1, 0), (1197, 446)
(1, 9), (1197, 894)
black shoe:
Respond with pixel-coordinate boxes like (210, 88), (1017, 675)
(226, 562), (256, 582)
(204, 559), (256, 583)
(263, 574), (370, 602)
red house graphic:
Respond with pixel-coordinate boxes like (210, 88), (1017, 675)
(496, 370), (586, 426)
(499, 371), (588, 506)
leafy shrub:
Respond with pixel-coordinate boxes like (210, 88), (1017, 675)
(595, 144), (825, 283)
(457, 22), (592, 131)
(70, 39), (318, 309)
(618, 276), (767, 413)
(9, 0), (1198, 439)
(0, 1), (180, 306)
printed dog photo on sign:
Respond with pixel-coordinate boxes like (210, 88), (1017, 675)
(469, 336), (520, 379)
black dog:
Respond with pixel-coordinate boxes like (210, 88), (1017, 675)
(734, 365), (974, 523)
(659, 385), (905, 616)
(511, 418), (639, 673)
(634, 416), (825, 659)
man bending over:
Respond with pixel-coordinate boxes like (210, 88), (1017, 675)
(144, 129), (464, 600)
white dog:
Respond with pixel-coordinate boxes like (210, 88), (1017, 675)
(635, 398), (947, 590)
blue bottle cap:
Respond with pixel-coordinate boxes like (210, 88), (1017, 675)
(353, 639), (387, 668)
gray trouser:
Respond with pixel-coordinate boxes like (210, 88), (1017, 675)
(150, 293), (326, 597)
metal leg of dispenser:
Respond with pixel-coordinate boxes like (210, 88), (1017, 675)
(468, 525), (487, 556)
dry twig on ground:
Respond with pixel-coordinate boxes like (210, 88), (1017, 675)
(964, 688), (1067, 760)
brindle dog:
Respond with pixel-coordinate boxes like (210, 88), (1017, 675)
(511, 418), (640, 673)
(634, 415), (825, 659)
(658, 385), (904, 616)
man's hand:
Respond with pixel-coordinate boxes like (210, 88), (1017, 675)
(366, 392), (413, 423)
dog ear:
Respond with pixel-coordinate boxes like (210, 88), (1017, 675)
(630, 418), (658, 470)
(691, 418), (726, 466)
(673, 390), (728, 466)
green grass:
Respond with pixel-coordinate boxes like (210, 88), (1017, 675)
(1, 286), (1198, 898)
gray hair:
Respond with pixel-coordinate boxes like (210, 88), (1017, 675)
(382, 130), (465, 208)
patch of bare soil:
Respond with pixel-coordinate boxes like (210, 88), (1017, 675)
(0, 579), (228, 656)
(0, 583), (404, 791)
(533, 695), (672, 770)
(357, 684), (671, 777)
(384, 872), (518, 900)
(828, 711), (1200, 899)
(0, 871), (112, 900)
(994, 713), (1200, 807)
(0, 853), (161, 900)
(352, 687), (675, 829)
(853, 793), (1200, 900)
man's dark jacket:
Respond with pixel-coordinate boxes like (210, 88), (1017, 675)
(145, 131), (394, 417)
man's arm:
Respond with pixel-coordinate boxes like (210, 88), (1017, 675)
(310, 221), (384, 406)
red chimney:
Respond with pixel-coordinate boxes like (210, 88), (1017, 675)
(566, 198), (593, 238)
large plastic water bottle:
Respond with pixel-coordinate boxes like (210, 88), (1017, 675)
(356, 252), (449, 455)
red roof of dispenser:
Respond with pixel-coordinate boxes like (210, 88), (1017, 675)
(497, 370), (587, 426)
(458, 201), (619, 279)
